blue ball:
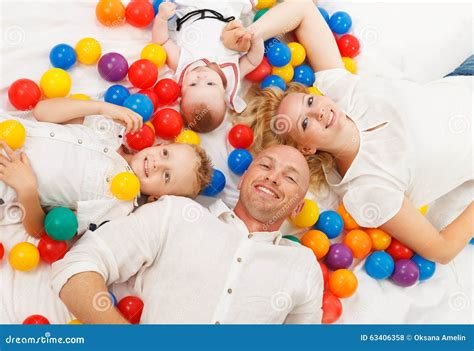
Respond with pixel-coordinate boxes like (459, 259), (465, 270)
(109, 291), (118, 306)
(411, 254), (436, 281)
(318, 7), (330, 23)
(123, 94), (154, 122)
(104, 85), (130, 106)
(314, 210), (343, 239)
(266, 42), (291, 67)
(264, 37), (280, 54)
(328, 11), (352, 35)
(49, 43), (76, 70)
(365, 251), (395, 280)
(153, 0), (176, 20)
(202, 169), (226, 196)
(293, 65), (315, 86)
(261, 75), (286, 91)
(228, 149), (253, 176)
(470, 238), (474, 245)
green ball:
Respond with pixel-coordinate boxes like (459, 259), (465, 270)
(253, 9), (269, 22)
(283, 235), (301, 244)
(44, 207), (78, 241)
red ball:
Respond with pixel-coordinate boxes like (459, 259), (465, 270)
(138, 89), (159, 111)
(151, 108), (183, 140)
(8, 78), (42, 110)
(337, 34), (360, 58)
(117, 295), (144, 324)
(319, 261), (329, 289)
(126, 124), (155, 151)
(245, 57), (271, 83)
(386, 238), (414, 261)
(0, 242), (4, 260)
(38, 235), (68, 264)
(125, 0), (154, 28)
(322, 291), (343, 324)
(23, 314), (50, 324)
(153, 78), (181, 106)
(228, 124), (254, 149)
(128, 59), (158, 89)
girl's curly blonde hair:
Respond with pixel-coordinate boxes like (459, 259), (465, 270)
(234, 82), (335, 192)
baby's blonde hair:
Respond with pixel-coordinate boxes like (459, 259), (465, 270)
(235, 83), (335, 192)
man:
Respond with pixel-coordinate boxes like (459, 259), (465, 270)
(52, 145), (323, 324)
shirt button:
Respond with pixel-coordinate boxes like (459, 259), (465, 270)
(248, 234), (253, 239)
(103, 148), (108, 153)
(227, 288), (232, 294)
(49, 132), (55, 137)
(106, 177), (111, 183)
(237, 257), (242, 263)
(215, 321), (220, 325)
(230, 214), (235, 219)
(78, 139), (83, 144)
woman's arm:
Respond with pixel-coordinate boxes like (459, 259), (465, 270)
(239, 34), (265, 76)
(380, 197), (474, 264)
(152, 2), (180, 71)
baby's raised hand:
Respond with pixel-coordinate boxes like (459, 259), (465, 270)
(99, 102), (143, 134)
(157, 2), (177, 21)
(221, 20), (252, 52)
(0, 142), (37, 195)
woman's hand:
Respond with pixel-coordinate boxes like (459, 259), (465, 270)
(221, 20), (252, 52)
(99, 102), (143, 133)
(157, 2), (176, 21)
(0, 141), (38, 195)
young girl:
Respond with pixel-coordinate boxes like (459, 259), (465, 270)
(0, 98), (212, 236)
(224, 0), (473, 265)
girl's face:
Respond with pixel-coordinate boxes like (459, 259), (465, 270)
(276, 93), (347, 155)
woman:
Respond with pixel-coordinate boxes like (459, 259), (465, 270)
(224, 0), (473, 264)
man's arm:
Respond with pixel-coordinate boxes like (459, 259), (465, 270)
(152, 2), (180, 71)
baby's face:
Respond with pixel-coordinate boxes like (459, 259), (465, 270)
(182, 66), (225, 93)
(130, 143), (199, 197)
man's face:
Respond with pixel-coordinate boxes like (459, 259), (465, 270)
(238, 145), (310, 228)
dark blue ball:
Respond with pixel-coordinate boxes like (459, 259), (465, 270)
(365, 251), (395, 280)
(314, 210), (343, 239)
(318, 7), (330, 23)
(470, 238), (474, 245)
(109, 291), (118, 306)
(261, 75), (286, 91)
(267, 42), (291, 67)
(228, 149), (253, 176)
(202, 169), (226, 196)
(293, 65), (315, 86)
(104, 85), (130, 106)
(49, 44), (76, 70)
(328, 11), (352, 35)
(411, 254), (436, 281)
(264, 37), (280, 54)
(123, 94), (154, 122)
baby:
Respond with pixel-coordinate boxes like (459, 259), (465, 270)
(152, 0), (264, 133)
(0, 98), (212, 237)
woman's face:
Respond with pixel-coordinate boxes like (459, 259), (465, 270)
(277, 93), (346, 155)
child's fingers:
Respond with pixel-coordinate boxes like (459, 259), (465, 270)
(0, 141), (16, 161)
(0, 154), (10, 166)
(224, 20), (243, 32)
(20, 152), (31, 166)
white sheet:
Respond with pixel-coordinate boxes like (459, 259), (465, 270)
(0, 0), (472, 324)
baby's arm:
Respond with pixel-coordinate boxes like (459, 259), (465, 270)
(34, 98), (142, 133)
(152, 2), (180, 72)
(0, 142), (44, 238)
(239, 34), (265, 77)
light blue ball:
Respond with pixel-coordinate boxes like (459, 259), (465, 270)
(104, 85), (130, 106)
(314, 210), (343, 239)
(49, 44), (76, 70)
(261, 75), (286, 91)
(411, 254), (436, 281)
(293, 65), (315, 86)
(123, 94), (154, 122)
(202, 169), (226, 196)
(228, 149), (253, 176)
(365, 251), (395, 280)
(329, 11), (352, 35)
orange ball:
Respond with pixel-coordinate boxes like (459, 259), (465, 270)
(329, 269), (358, 298)
(301, 230), (330, 260)
(337, 203), (359, 230)
(96, 0), (125, 27)
(366, 228), (392, 251)
(343, 229), (372, 259)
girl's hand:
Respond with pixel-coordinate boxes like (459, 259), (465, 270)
(221, 20), (252, 52)
(158, 2), (177, 20)
(0, 141), (38, 195)
(99, 102), (143, 133)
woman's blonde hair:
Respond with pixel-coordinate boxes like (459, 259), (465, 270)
(234, 82), (335, 192)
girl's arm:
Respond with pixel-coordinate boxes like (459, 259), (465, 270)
(33, 98), (143, 133)
(152, 2), (180, 72)
(0, 142), (44, 238)
(380, 197), (474, 264)
(239, 34), (265, 76)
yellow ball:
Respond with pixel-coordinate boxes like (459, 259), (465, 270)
(110, 172), (140, 201)
(9, 242), (40, 271)
(342, 57), (357, 74)
(68, 319), (81, 324)
(307, 86), (323, 96)
(0, 119), (26, 150)
(75, 37), (101, 65)
(288, 42), (306, 66)
(290, 198), (320, 228)
(145, 121), (155, 134)
(419, 205), (429, 215)
(40, 68), (72, 98)
(69, 93), (90, 100)
(256, 0), (276, 10)
(175, 129), (200, 145)
(141, 43), (167, 69)
(272, 64), (294, 83)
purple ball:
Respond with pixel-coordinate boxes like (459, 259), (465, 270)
(326, 243), (353, 270)
(391, 259), (419, 287)
(98, 53), (129, 82)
